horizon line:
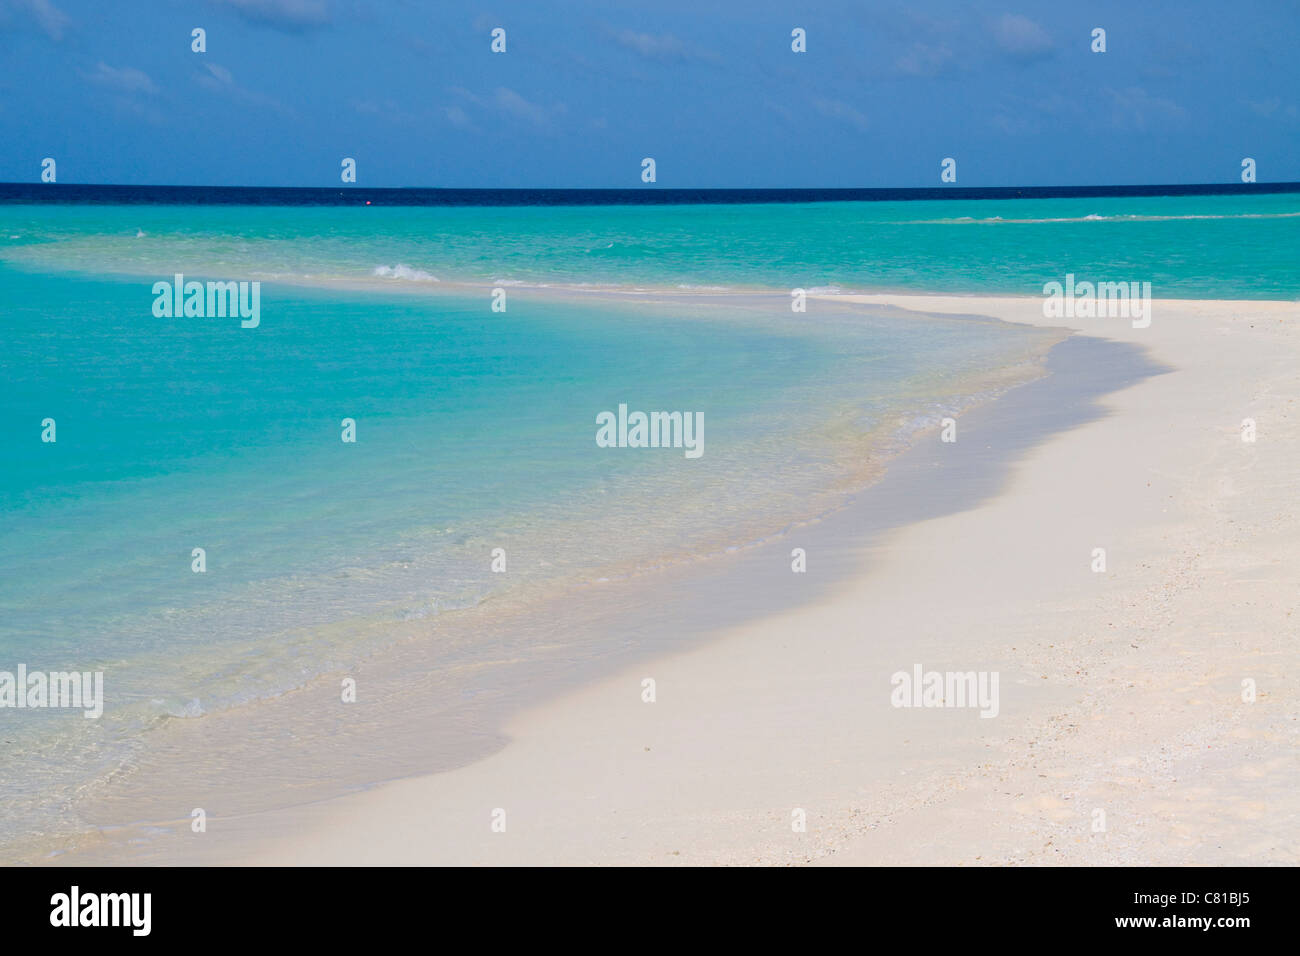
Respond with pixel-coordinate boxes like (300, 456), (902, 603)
(2, 181), (1297, 206)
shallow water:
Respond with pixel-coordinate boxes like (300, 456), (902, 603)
(0, 246), (1052, 854)
(1, 191), (1287, 857)
(2, 192), (1298, 296)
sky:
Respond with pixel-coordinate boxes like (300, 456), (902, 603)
(0, 0), (1297, 188)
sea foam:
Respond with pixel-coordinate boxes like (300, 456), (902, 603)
(372, 264), (439, 281)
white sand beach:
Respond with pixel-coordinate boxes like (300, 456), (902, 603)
(195, 294), (1297, 867)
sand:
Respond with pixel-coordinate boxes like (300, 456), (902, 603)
(199, 294), (1297, 866)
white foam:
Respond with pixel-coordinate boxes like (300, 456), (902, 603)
(372, 264), (439, 282)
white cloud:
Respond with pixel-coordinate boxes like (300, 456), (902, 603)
(194, 61), (289, 114)
(993, 14), (1053, 62)
(612, 29), (716, 63)
(211, 0), (330, 32)
(1104, 86), (1186, 129)
(200, 62), (234, 87)
(3, 0), (69, 40)
(494, 87), (552, 126)
(451, 86), (565, 129)
(896, 42), (954, 77)
(1244, 97), (1282, 117)
(812, 98), (869, 131)
(616, 30), (688, 60)
(86, 62), (156, 95)
(443, 105), (472, 129)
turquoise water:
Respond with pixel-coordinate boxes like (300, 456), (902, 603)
(0, 193), (1293, 852)
(2, 193), (1298, 297)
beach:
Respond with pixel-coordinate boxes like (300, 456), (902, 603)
(255, 295), (1298, 866)
(2, 194), (1296, 866)
(33, 292), (1296, 866)
(5, 2), (1300, 931)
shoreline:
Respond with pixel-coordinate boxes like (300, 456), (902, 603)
(0, 284), (1059, 864)
(23, 293), (1299, 866)
(243, 294), (1298, 866)
(14, 289), (1063, 865)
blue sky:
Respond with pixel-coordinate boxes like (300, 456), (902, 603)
(1, 0), (1297, 188)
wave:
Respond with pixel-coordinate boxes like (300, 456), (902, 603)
(372, 263), (439, 281)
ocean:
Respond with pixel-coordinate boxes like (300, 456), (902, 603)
(0, 189), (1295, 856)
(3, 189), (1300, 297)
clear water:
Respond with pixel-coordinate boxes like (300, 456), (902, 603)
(2, 192), (1298, 296)
(0, 193), (1291, 852)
